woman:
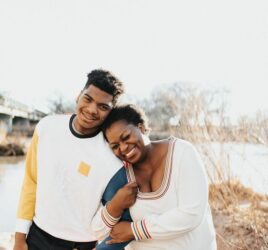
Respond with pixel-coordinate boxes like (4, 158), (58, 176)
(92, 104), (217, 250)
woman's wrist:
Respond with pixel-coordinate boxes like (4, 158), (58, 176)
(101, 202), (121, 228)
(106, 200), (124, 218)
(131, 220), (152, 241)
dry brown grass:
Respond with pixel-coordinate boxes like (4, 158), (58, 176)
(197, 132), (267, 249)
(209, 181), (268, 250)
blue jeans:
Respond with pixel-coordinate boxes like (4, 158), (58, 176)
(96, 167), (132, 250)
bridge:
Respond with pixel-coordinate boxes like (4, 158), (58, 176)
(0, 95), (47, 137)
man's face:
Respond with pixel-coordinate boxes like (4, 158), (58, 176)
(74, 85), (113, 135)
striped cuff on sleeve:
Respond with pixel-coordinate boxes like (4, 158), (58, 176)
(131, 220), (151, 241)
(101, 204), (121, 228)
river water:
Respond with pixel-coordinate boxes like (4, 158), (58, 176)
(0, 143), (267, 233)
(0, 156), (25, 233)
(198, 142), (268, 195)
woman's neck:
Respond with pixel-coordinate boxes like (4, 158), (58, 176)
(134, 142), (166, 171)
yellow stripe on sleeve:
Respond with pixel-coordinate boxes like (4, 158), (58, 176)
(17, 130), (38, 220)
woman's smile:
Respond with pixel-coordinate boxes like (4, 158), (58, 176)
(124, 146), (137, 160)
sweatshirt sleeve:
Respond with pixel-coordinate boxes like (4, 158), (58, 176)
(131, 142), (209, 240)
(15, 130), (38, 234)
(91, 166), (127, 240)
(91, 202), (121, 240)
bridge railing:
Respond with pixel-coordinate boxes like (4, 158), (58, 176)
(1, 96), (31, 112)
(0, 96), (46, 120)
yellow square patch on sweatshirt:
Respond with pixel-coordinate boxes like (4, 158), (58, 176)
(78, 161), (91, 176)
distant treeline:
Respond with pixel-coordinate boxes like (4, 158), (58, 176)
(134, 83), (268, 145)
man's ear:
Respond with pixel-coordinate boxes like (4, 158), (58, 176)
(138, 123), (146, 134)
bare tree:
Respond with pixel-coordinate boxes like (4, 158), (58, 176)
(137, 82), (229, 142)
(47, 93), (75, 114)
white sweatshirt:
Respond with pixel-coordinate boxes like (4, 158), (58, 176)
(16, 114), (122, 242)
(92, 138), (217, 250)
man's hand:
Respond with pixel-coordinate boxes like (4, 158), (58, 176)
(106, 221), (134, 244)
(13, 232), (28, 250)
(107, 182), (138, 218)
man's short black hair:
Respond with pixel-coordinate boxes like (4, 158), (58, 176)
(84, 69), (124, 105)
(102, 104), (150, 137)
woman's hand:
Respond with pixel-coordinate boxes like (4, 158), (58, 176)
(106, 221), (135, 244)
(107, 182), (138, 217)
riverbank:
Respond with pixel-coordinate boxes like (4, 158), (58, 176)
(0, 136), (30, 156)
(0, 143), (25, 156)
(210, 181), (268, 249)
(0, 181), (267, 250)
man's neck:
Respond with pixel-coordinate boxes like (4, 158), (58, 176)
(72, 118), (84, 135)
(72, 116), (100, 136)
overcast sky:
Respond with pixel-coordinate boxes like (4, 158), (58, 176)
(1, 0), (268, 119)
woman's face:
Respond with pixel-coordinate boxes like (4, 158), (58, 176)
(105, 120), (148, 164)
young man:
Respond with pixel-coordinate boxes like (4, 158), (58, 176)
(14, 69), (125, 250)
